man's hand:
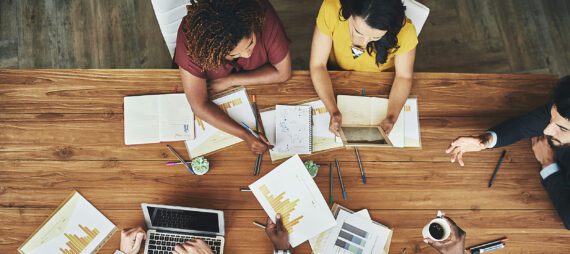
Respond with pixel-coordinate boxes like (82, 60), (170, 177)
(380, 117), (395, 135)
(446, 134), (492, 166)
(531, 136), (556, 167)
(424, 217), (466, 254)
(120, 227), (146, 254)
(173, 240), (214, 254)
(265, 214), (291, 250)
(329, 111), (342, 136)
(244, 133), (273, 155)
(208, 77), (233, 94)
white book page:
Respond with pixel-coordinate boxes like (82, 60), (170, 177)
(159, 94), (195, 142)
(404, 98), (421, 147)
(275, 105), (312, 154)
(388, 106), (405, 148)
(124, 95), (160, 145)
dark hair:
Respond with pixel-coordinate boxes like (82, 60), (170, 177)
(554, 76), (570, 119)
(182, 0), (264, 70)
(339, 0), (406, 66)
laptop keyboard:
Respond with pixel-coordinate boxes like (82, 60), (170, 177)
(147, 232), (222, 254)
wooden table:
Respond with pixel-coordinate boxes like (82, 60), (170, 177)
(1, 70), (568, 253)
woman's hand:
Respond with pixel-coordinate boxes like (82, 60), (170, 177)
(329, 111), (342, 136)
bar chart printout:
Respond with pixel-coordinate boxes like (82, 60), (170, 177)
(249, 155), (336, 247)
(334, 223), (369, 254)
(18, 191), (116, 254)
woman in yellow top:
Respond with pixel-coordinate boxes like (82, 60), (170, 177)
(310, 0), (418, 135)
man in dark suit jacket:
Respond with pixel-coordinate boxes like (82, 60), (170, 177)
(446, 76), (570, 230)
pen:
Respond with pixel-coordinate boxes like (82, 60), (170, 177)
(472, 243), (505, 254)
(253, 221), (266, 229)
(240, 121), (264, 176)
(329, 162), (333, 205)
(355, 148), (366, 184)
(488, 150), (507, 187)
(166, 161), (190, 166)
(335, 159), (347, 200)
(166, 145), (195, 174)
(468, 237), (508, 251)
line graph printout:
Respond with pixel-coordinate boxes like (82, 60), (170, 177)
(275, 105), (312, 155)
(249, 155), (336, 247)
(19, 191), (116, 254)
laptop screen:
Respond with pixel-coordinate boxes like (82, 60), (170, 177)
(146, 206), (221, 234)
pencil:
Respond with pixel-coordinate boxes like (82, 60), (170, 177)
(488, 150), (507, 188)
(166, 145), (195, 174)
(166, 161), (190, 166)
(335, 159), (347, 200)
(329, 162), (333, 205)
(355, 148), (366, 184)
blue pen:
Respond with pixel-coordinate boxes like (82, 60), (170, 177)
(166, 145), (195, 174)
(355, 148), (366, 184)
(240, 122), (260, 139)
(335, 159), (347, 200)
(474, 243), (505, 254)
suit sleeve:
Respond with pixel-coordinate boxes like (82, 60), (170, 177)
(542, 169), (570, 229)
(488, 103), (552, 147)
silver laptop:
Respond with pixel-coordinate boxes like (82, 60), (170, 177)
(142, 203), (225, 254)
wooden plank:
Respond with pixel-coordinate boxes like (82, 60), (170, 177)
(0, 0), (19, 68)
(1, 209), (568, 253)
(0, 70), (557, 115)
(0, 160), (552, 210)
(133, 0), (174, 68)
(68, 1), (100, 68)
(0, 114), (540, 162)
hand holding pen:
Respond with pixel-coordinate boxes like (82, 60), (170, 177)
(241, 122), (273, 155)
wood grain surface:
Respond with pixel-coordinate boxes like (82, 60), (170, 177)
(0, 70), (567, 254)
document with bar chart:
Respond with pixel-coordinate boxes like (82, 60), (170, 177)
(18, 191), (117, 254)
(249, 155), (336, 247)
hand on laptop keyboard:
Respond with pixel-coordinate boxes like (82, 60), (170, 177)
(120, 227), (147, 254)
(173, 239), (214, 254)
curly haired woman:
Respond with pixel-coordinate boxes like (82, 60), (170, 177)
(175, 0), (291, 155)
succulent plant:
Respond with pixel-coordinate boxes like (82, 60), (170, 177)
(304, 160), (319, 178)
(191, 156), (210, 175)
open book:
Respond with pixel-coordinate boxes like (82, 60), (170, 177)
(337, 95), (421, 148)
(124, 93), (194, 145)
(184, 87), (257, 158)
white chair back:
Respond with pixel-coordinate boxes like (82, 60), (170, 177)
(151, 0), (192, 58)
(403, 0), (430, 36)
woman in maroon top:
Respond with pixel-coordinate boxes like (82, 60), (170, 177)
(175, 0), (291, 155)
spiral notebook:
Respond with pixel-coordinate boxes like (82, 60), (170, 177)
(274, 105), (313, 154)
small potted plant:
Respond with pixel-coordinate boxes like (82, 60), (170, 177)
(304, 160), (320, 178)
(191, 156), (210, 175)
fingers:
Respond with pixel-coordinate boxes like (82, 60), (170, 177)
(457, 151), (465, 167)
(259, 135), (274, 149)
(266, 216), (276, 231)
(132, 232), (145, 253)
(275, 213), (285, 232)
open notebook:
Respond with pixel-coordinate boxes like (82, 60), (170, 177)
(261, 99), (344, 162)
(275, 105), (313, 155)
(124, 93), (194, 145)
(337, 95), (421, 148)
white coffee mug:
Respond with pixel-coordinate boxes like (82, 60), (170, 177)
(422, 216), (452, 242)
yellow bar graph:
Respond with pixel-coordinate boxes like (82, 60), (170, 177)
(260, 185), (304, 234)
(59, 225), (100, 254)
(195, 98), (243, 130)
(312, 107), (328, 115)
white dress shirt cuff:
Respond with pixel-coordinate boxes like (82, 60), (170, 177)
(114, 250), (126, 254)
(540, 163), (560, 179)
(274, 250), (292, 254)
(486, 131), (498, 148)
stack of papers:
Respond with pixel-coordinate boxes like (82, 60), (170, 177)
(310, 204), (393, 254)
